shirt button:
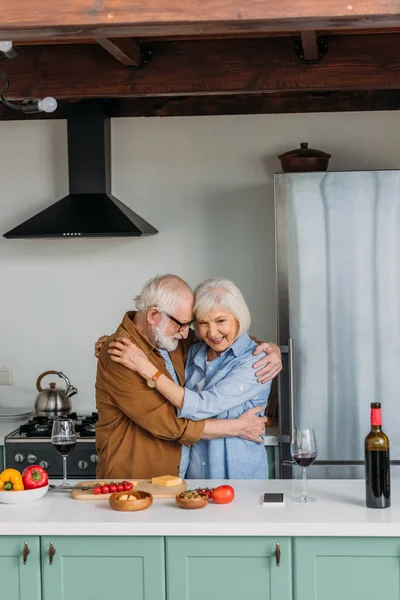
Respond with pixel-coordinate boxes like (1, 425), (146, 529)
(209, 367), (212, 371)
(202, 462), (206, 466)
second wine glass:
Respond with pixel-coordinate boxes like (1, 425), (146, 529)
(51, 417), (76, 488)
(291, 428), (317, 503)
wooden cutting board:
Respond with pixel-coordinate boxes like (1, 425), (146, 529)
(71, 479), (187, 500)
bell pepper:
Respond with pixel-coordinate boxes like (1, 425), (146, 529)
(0, 468), (24, 491)
(22, 465), (49, 489)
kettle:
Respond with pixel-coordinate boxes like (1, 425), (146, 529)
(35, 370), (78, 417)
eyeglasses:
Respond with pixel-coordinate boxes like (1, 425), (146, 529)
(163, 312), (195, 333)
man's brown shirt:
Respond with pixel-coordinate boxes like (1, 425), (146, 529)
(95, 312), (205, 479)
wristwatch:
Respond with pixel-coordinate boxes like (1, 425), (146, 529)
(146, 370), (163, 388)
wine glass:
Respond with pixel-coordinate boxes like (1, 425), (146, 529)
(291, 428), (317, 503)
(51, 417), (76, 488)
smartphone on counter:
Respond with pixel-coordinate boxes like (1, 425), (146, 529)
(262, 493), (285, 506)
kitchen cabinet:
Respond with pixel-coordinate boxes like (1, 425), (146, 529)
(41, 536), (165, 600)
(166, 537), (292, 600)
(0, 536), (41, 600)
(2, 533), (400, 600)
(294, 537), (400, 600)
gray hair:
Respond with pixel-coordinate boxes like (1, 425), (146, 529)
(194, 277), (251, 336)
(134, 274), (193, 314)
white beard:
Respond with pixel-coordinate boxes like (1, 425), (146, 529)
(153, 316), (180, 352)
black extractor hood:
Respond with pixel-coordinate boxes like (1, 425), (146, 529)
(4, 104), (158, 239)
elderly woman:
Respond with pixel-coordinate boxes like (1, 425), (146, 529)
(108, 277), (272, 479)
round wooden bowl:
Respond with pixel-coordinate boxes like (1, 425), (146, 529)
(109, 490), (153, 512)
(175, 494), (209, 510)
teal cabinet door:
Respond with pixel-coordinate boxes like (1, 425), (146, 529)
(0, 536), (41, 600)
(167, 537), (292, 600)
(295, 537), (400, 600)
(41, 536), (165, 600)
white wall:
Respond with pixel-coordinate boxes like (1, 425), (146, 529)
(0, 111), (399, 413)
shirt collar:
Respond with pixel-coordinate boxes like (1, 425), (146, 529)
(121, 311), (158, 356)
(194, 333), (250, 366)
(228, 333), (251, 357)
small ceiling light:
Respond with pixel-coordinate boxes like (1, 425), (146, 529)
(0, 41), (17, 59)
(0, 71), (58, 114)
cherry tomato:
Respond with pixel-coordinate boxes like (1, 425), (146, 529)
(211, 485), (235, 504)
(117, 483), (124, 492)
(109, 484), (117, 493)
(93, 485), (102, 495)
(196, 487), (213, 498)
(123, 482), (133, 491)
(101, 485), (110, 494)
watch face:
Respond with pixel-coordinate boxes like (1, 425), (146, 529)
(147, 379), (156, 388)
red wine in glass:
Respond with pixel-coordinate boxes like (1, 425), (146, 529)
(292, 453), (317, 468)
(53, 442), (76, 457)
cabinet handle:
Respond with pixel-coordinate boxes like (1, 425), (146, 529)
(23, 541), (30, 565)
(275, 542), (281, 567)
(49, 541), (56, 565)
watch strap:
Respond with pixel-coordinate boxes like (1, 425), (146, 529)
(152, 370), (163, 382)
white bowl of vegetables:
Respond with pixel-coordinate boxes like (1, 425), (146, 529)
(0, 466), (49, 504)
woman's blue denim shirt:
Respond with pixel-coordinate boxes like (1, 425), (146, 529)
(179, 334), (271, 479)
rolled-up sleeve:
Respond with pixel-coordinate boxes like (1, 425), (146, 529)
(177, 355), (271, 421)
(105, 359), (204, 446)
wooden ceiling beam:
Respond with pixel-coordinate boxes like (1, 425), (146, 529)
(2, 1), (400, 41)
(3, 34), (400, 99)
(2, 90), (400, 120)
(109, 90), (400, 117)
(96, 38), (145, 67)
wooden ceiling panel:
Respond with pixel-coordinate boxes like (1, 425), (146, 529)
(2, 1), (400, 40)
(2, 90), (400, 120)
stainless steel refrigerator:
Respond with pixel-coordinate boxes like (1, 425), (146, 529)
(275, 171), (400, 479)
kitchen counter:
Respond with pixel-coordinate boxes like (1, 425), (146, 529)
(0, 418), (26, 445)
(1, 479), (400, 537)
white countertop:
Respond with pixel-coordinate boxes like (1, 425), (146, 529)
(1, 479), (400, 537)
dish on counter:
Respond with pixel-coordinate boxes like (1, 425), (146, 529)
(176, 490), (209, 510)
(0, 407), (32, 419)
(109, 490), (153, 512)
(0, 485), (49, 504)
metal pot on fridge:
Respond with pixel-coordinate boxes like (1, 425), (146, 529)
(34, 370), (77, 417)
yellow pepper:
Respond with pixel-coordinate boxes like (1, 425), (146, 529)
(0, 468), (24, 491)
(12, 481), (24, 491)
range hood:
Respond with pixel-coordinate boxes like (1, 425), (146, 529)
(4, 104), (158, 239)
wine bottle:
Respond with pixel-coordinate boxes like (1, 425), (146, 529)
(365, 402), (390, 509)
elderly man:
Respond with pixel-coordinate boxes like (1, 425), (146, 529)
(95, 274), (281, 479)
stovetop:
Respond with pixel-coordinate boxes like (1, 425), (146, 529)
(6, 412), (98, 440)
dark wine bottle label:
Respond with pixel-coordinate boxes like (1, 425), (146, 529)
(365, 449), (390, 509)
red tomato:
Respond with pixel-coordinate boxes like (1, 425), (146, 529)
(101, 485), (110, 494)
(211, 485), (235, 504)
(117, 483), (124, 492)
(123, 482), (133, 491)
(109, 484), (117, 493)
(93, 485), (102, 495)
